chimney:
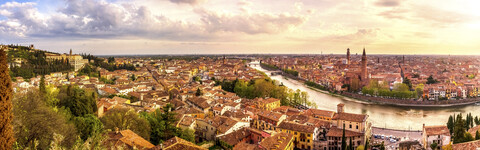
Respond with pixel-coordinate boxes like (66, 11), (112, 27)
(140, 93), (144, 101)
(337, 103), (345, 114)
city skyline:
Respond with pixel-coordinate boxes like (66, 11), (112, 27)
(1, 0), (480, 55)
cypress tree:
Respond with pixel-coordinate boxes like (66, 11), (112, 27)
(0, 49), (14, 149)
(349, 137), (353, 150)
(39, 75), (46, 94)
(341, 124), (346, 150)
(447, 115), (454, 135)
(476, 131), (480, 140)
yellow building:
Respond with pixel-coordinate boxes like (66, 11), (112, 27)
(45, 51), (88, 71)
(257, 98), (281, 111)
(277, 121), (319, 150)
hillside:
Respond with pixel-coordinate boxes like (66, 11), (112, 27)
(2, 44), (73, 80)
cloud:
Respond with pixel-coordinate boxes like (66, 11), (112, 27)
(195, 8), (307, 34)
(0, 0), (310, 42)
(413, 5), (474, 26)
(168, 0), (206, 5)
(377, 9), (408, 19)
(0, 0), (211, 40)
(374, 0), (402, 7)
(0, 2), (46, 37)
(317, 28), (381, 44)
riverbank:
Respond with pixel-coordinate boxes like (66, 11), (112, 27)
(260, 66), (480, 107)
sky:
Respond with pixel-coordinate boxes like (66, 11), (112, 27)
(0, 0), (480, 55)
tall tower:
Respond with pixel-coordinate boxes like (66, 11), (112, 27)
(346, 48), (350, 64)
(361, 48), (367, 81)
(223, 55), (226, 64)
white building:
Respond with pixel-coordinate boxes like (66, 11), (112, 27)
(422, 125), (451, 150)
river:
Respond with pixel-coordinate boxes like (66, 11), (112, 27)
(251, 65), (480, 130)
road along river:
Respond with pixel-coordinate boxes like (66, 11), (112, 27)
(252, 65), (480, 130)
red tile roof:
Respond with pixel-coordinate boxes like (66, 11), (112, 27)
(423, 125), (450, 136)
(332, 112), (367, 122)
(452, 139), (480, 150)
(107, 129), (154, 150)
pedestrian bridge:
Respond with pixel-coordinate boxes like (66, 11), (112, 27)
(248, 60), (260, 67)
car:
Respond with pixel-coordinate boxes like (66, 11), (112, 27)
(390, 139), (397, 143)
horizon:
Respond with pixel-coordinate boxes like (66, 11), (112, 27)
(1, 0), (480, 55)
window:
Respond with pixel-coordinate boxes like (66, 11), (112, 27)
(307, 139), (310, 143)
(356, 125), (358, 129)
(295, 132), (298, 135)
(308, 134), (311, 137)
(349, 124), (352, 128)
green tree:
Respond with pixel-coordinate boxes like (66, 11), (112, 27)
(130, 74), (136, 81)
(108, 57), (115, 63)
(430, 142), (438, 150)
(465, 132), (475, 142)
(349, 137), (353, 150)
(58, 85), (97, 117)
(415, 84), (424, 98)
(453, 114), (467, 144)
(12, 90), (77, 149)
(195, 88), (203, 96)
(403, 77), (412, 89)
(447, 115), (454, 136)
(0, 47), (14, 150)
(100, 108), (151, 140)
(141, 104), (180, 145)
(44, 85), (60, 108)
(476, 131), (480, 140)
(380, 141), (385, 150)
(393, 83), (409, 92)
(73, 114), (103, 141)
(179, 129), (195, 143)
(426, 75), (439, 84)
(39, 75), (46, 94)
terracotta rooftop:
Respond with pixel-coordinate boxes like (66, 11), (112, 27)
(218, 128), (251, 146)
(257, 110), (284, 122)
(304, 109), (335, 118)
(332, 112), (367, 122)
(233, 142), (259, 150)
(452, 139), (480, 150)
(262, 98), (280, 104)
(215, 116), (240, 134)
(259, 132), (293, 150)
(107, 129), (154, 150)
(423, 125), (450, 136)
(178, 115), (196, 127)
